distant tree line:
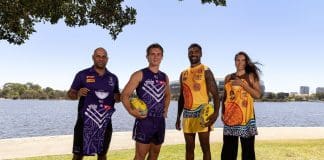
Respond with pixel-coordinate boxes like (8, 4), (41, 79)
(261, 92), (324, 102)
(0, 82), (67, 100)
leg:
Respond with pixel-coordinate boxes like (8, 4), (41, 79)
(198, 132), (211, 160)
(221, 135), (239, 160)
(184, 133), (196, 160)
(72, 154), (83, 160)
(97, 154), (106, 160)
(147, 117), (165, 160)
(147, 143), (162, 160)
(240, 136), (255, 160)
(98, 121), (113, 160)
(134, 142), (151, 160)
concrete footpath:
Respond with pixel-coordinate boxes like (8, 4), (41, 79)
(1, 127), (324, 159)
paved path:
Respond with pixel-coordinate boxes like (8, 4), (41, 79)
(1, 127), (324, 159)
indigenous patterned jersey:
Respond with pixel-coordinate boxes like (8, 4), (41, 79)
(71, 66), (119, 155)
(181, 64), (212, 133)
(136, 68), (167, 117)
(223, 73), (258, 138)
(181, 64), (209, 110)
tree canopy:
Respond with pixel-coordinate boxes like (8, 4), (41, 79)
(0, 82), (67, 99)
(0, 0), (226, 45)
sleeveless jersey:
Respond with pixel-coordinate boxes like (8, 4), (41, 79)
(181, 64), (209, 110)
(181, 64), (212, 133)
(223, 73), (258, 137)
(136, 68), (167, 117)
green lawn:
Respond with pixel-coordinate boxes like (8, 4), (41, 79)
(18, 139), (324, 160)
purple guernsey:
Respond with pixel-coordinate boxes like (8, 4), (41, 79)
(71, 66), (119, 155)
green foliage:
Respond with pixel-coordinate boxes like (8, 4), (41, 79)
(0, 82), (67, 99)
(0, 0), (226, 45)
(0, 0), (137, 45)
(316, 93), (324, 100)
(179, 0), (226, 6)
(201, 0), (226, 6)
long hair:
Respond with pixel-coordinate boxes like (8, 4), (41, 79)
(235, 51), (262, 81)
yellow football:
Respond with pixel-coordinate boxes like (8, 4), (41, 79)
(130, 98), (148, 116)
(200, 104), (214, 127)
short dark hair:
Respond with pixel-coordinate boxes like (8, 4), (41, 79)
(188, 43), (202, 52)
(146, 43), (164, 56)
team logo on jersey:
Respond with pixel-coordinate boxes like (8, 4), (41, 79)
(108, 77), (114, 86)
(95, 90), (109, 99)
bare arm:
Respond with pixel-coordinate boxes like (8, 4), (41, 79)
(121, 71), (146, 119)
(163, 76), (171, 118)
(114, 93), (121, 103)
(204, 69), (220, 127)
(235, 73), (261, 99)
(67, 88), (89, 100)
(246, 74), (261, 98)
(175, 74), (184, 130)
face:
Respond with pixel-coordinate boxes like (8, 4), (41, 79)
(92, 48), (108, 69)
(147, 47), (163, 67)
(188, 47), (202, 65)
(235, 54), (246, 71)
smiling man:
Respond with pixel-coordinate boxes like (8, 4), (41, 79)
(121, 43), (171, 160)
(176, 43), (220, 160)
(67, 47), (120, 160)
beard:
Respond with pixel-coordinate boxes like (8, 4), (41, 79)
(94, 63), (106, 69)
(189, 56), (200, 65)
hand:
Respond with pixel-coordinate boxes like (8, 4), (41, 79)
(175, 118), (181, 131)
(130, 109), (147, 119)
(163, 109), (168, 118)
(231, 77), (243, 86)
(114, 93), (121, 102)
(204, 112), (218, 127)
(78, 88), (89, 97)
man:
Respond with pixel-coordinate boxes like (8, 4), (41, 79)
(67, 47), (120, 160)
(121, 43), (171, 160)
(175, 43), (220, 160)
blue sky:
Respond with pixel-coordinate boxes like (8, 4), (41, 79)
(1, 0), (324, 93)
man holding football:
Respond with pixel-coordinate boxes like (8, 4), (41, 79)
(121, 43), (171, 160)
(175, 43), (220, 160)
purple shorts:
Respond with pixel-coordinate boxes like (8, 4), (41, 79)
(132, 116), (165, 145)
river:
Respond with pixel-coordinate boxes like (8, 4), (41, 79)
(0, 100), (323, 139)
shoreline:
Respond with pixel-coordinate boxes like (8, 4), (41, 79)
(1, 127), (324, 159)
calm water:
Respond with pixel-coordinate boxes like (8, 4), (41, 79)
(0, 100), (324, 139)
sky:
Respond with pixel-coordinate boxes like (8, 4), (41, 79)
(1, 0), (324, 93)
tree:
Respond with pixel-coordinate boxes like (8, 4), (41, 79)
(0, 0), (225, 45)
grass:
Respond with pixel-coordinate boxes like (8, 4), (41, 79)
(17, 139), (324, 160)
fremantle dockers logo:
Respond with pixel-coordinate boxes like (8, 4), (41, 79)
(95, 90), (109, 99)
(95, 90), (109, 105)
(85, 90), (111, 128)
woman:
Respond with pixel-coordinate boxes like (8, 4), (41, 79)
(221, 51), (262, 160)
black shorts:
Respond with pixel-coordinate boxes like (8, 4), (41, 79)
(72, 117), (113, 156)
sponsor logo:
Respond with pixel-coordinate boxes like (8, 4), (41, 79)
(86, 78), (95, 83)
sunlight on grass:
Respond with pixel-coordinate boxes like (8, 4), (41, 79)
(18, 139), (324, 160)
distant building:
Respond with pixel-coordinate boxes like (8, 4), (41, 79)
(277, 92), (289, 99)
(316, 87), (324, 94)
(300, 86), (310, 95)
(290, 92), (298, 96)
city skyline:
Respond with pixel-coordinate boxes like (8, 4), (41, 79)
(1, 1), (324, 93)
